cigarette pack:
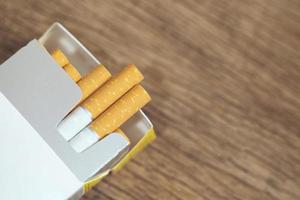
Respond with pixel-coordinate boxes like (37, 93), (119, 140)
(0, 23), (156, 200)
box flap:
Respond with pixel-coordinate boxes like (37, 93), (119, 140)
(0, 40), (128, 182)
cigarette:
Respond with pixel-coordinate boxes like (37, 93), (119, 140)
(78, 65), (111, 101)
(63, 63), (82, 82)
(82, 64), (144, 118)
(51, 49), (81, 82)
(58, 64), (143, 141)
(51, 49), (69, 67)
(70, 85), (150, 152)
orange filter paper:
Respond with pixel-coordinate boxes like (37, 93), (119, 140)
(82, 64), (144, 119)
(51, 49), (69, 67)
(63, 64), (82, 82)
(78, 65), (111, 102)
(90, 85), (151, 138)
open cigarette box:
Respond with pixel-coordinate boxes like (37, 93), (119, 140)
(0, 23), (156, 200)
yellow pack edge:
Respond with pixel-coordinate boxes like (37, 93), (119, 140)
(112, 128), (156, 173)
(83, 128), (156, 193)
(83, 170), (110, 193)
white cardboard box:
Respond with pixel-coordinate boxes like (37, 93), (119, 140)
(0, 23), (155, 200)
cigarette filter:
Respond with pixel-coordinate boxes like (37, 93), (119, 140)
(70, 128), (130, 154)
(82, 64), (144, 118)
(70, 85), (151, 152)
(78, 65), (111, 101)
(63, 63), (82, 82)
(51, 49), (69, 67)
(58, 64), (143, 141)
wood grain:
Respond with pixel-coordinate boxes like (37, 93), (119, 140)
(1, 0), (300, 199)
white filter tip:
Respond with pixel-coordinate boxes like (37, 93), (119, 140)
(58, 107), (92, 141)
(70, 127), (100, 153)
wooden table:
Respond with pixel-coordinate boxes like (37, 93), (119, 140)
(1, 0), (300, 199)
